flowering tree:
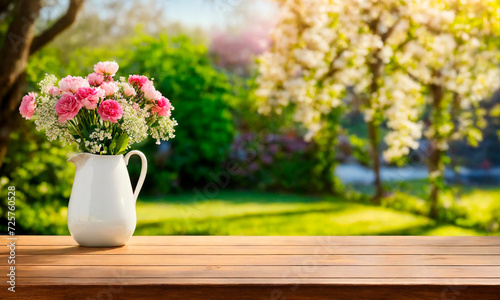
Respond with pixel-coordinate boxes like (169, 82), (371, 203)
(398, 0), (500, 218)
(256, 0), (422, 201)
(210, 25), (272, 76)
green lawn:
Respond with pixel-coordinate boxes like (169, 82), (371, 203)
(134, 190), (498, 236)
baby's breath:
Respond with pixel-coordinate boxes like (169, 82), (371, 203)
(150, 117), (177, 145)
(38, 74), (58, 95)
(117, 99), (149, 145)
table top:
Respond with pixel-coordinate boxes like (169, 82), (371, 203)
(2, 235), (500, 299)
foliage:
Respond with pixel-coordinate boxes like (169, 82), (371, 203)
(228, 132), (333, 193)
(119, 35), (236, 192)
(0, 122), (75, 234)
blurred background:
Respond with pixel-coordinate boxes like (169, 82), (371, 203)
(1, 0), (500, 236)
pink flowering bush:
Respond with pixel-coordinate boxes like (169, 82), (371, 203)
(19, 61), (177, 155)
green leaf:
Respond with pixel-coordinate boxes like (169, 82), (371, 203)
(78, 143), (86, 153)
(109, 139), (117, 155)
(68, 127), (78, 136)
(114, 133), (129, 155)
(82, 127), (90, 139)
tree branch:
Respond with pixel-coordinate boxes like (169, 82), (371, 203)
(0, 0), (42, 99)
(317, 47), (346, 85)
(405, 70), (422, 85)
(381, 18), (402, 42)
(29, 0), (85, 55)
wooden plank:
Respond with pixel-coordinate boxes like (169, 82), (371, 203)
(1, 235), (500, 300)
(12, 277), (500, 285)
(2, 235), (500, 246)
(4, 245), (500, 255)
(14, 265), (500, 278)
(3, 284), (500, 300)
(3, 254), (500, 266)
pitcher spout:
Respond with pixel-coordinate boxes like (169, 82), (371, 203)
(68, 153), (91, 170)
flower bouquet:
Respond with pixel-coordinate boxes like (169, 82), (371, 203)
(18, 61), (177, 246)
(19, 61), (177, 154)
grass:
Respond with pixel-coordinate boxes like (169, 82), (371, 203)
(134, 189), (499, 236)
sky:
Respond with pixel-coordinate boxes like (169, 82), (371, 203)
(161, 0), (277, 30)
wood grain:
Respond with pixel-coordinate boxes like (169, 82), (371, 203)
(3, 245), (500, 255)
(13, 277), (500, 285)
(15, 265), (500, 278)
(0, 235), (499, 299)
(4, 254), (500, 266)
(2, 235), (500, 246)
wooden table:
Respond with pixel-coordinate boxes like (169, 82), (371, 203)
(1, 236), (500, 299)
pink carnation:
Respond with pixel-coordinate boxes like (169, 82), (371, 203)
(58, 76), (89, 94)
(55, 93), (82, 123)
(48, 86), (61, 96)
(94, 61), (119, 76)
(98, 100), (123, 123)
(151, 97), (172, 117)
(122, 83), (136, 97)
(19, 92), (37, 119)
(141, 82), (161, 101)
(87, 72), (105, 86)
(128, 75), (149, 87)
(75, 87), (103, 110)
(100, 82), (119, 97)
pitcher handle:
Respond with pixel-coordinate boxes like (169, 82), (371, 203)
(124, 150), (148, 201)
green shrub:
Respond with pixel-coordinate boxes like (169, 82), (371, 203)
(0, 122), (75, 234)
(228, 132), (340, 194)
(120, 35), (236, 193)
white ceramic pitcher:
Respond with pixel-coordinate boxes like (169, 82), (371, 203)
(67, 150), (147, 247)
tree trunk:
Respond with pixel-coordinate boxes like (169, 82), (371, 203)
(427, 82), (444, 220)
(367, 56), (384, 204)
(314, 115), (340, 195)
(0, 0), (42, 99)
(368, 120), (383, 204)
(0, 73), (26, 168)
(428, 146), (441, 220)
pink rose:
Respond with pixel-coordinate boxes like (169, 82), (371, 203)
(100, 82), (119, 97)
(128, 75), (149, 87)
(75, 87), (103, 110)
(58, 76), (89, 93)
(141, 83), (161, 101)
(48, 86), (61, 96)
(98, 100), (123, 123)
(94, 61), (119, 76)
(19, 92), (37, 119)
(121, 83), (136, 97)
(55, 92), (82, 123)
(151, 97), (172, 117)
(87, 72), (104, 86)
